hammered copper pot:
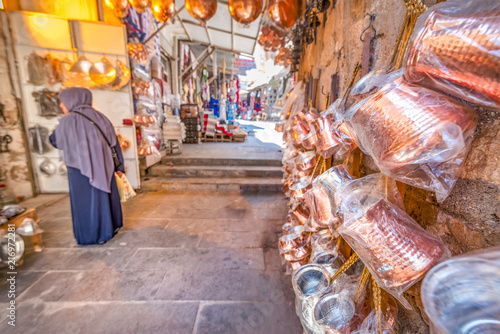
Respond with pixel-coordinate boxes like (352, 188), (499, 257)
(289, 176), (312, 201)
(282, 243), (312, 261)
(294, 151), (317, 171)
(311, 116), (340, 152)
(351, 77), (477, 170)
(341, 199), (447, 288)
(406, 4), (500, 108)
(305, 187), (334, 228)
(290, 204), (310, 225)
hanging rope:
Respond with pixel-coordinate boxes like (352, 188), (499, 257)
(372, 277), (384, 334)
(354, 266), (371, 303)
(330, 253), (359, 284)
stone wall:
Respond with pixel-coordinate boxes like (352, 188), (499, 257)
(297, 1), (500, 333)
(0, 13), (34, 200)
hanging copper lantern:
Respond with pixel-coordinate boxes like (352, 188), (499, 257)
(128, 0), (150, 13)
(186, 0), (217, 22)
(105, 0), (130, 18)
(269, 0), (302, 28)
(151, 0), (176, 22)
(229, 0), (263, 24)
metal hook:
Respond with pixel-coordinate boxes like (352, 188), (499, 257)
(360, 14), (376, 42)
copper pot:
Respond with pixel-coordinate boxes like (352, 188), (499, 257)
(282, 222), (296, 235)
(289, 176), (313, 200)
(279, 227), (308, 253)
(294, 151), (317, 171)
(281, 179), (292, 194)
(152, 0), (176, 22)
(351, 77), (477, 170)
(341, 199), (447, 288)
(282, 243), (312, 261)
(288, 257), (311, 272)
(311, 116), (340, 152)
(406, 5), (500, 108)
(291, 124), (308, 148)
(302, 130), (318, 150)
(305, 187), (334, 228)
(290, 204), (310, 225)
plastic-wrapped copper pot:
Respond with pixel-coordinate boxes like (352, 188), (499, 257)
(301, 130), (318, 150)
(305, 187), (334, 228)
(406, 2), (500, 109)
(288, 257), (311, 272)
(340, 199), (447, 289)
(292, 169), (309, 181)
(293, 264), (332, 299)
(282, 222), (296, 235)
(290, 204), (310, 225)
(281, 179), (292, 194)
(291, 124), (308, 148)
(295, 151), (317, 171)
(289, 176), (312, 201)
(311, 115), (341, 152)
(350, 77), (477, 170)
(279, 226), (308, 253)
(282, 243), (312, 261)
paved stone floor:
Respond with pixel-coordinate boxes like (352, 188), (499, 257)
(0, 191), (302, 334)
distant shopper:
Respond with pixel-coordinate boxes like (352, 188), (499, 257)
(49, 88), (124, 245)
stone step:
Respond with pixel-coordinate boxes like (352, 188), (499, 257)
(161, 157), (282, 167)
(148, 165), (283, 178)
(141, 177), (283, 192)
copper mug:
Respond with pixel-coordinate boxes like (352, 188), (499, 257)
(289, 176), (313, 201)
(282, 243), (312, 261)
(305, 187), (334, 228)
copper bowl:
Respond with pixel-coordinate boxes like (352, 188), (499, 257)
(290, 204), (310, 225)
(295, 152), (317, 171)
(282, 243), (312, 261)
(351, 77), (477, 170)
(341, 199), (447, 288)
(289, 176), (313, 200)
(406, 5), (500, 108)
(311, 116), (341, 152)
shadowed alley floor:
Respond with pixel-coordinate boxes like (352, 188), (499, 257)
(0, 191), (302, 334)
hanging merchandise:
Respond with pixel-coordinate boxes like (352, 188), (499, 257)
(89, 58), (117, 86)
(185, 0), (217, 22)
(228, 0), (263, 24)
(406, 0), (500, 110)
(105, 0), (130, 18)
(59, 57), (74, 87)
(111, 59), (131, 90)
(345, 76), (477, 202)
(39, 158), (57, 176)
(128, 41), (150, 65)
(117, 134), (131, 151)
(128, 0), (150, 13)
(44, 54), (61, 84)
(32, 90), (64, 118)
(27, 52), (47, 85)
(268, 0), (302, 28)
(68, 56), (96, 88)
(151, 0), (176, 22)
(338, 173), (449, 308)
(28, 125), (52, 154)
(421, 247), (500, 334)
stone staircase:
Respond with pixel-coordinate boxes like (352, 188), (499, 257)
(142, 157), (283, 192)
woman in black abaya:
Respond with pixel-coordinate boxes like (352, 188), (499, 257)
(49, 88), (124, 245)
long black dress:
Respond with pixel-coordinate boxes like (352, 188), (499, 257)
(50, 132), (125, 245)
